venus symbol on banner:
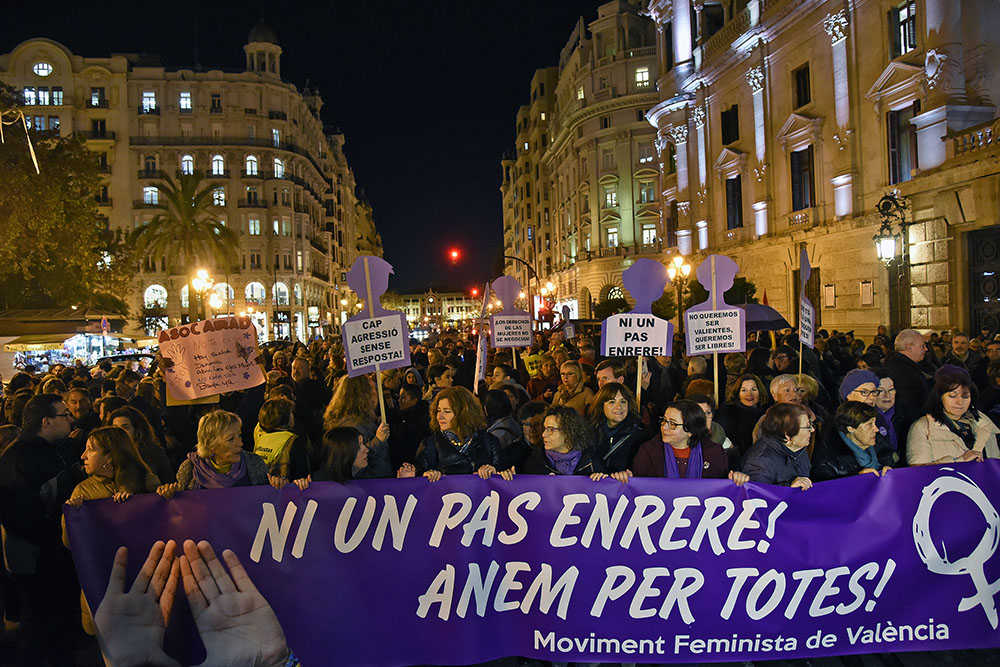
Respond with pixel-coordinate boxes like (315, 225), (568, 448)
(913, 468), (1000, 629)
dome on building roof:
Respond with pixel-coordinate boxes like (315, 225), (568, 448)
(248, 21), (278, 45)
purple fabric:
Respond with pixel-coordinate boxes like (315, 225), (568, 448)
(663, 443), (704, 479)
(546, 449), (582, 476)
(65, 464), (1000, 665)
(187, 451), (247, 489)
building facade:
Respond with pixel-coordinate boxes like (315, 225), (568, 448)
(384, 290), (481, 331)
(0, 23), (382, 342)
(502, 0), (1000, 338)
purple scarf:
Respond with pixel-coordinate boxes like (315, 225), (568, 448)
(546, 449), (582, 476)
(663, 442), (704, 479)
(188, 451), (248, 489)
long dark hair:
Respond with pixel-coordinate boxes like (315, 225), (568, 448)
(314, 427), (362, 483)
(926, 364), (979, 423)
(88, 426), (156, 493)
(667, 400), (713, 448)
(543, 406), (594, 452)
(106, 406), (163, 451)
(587, 382), (639, 429)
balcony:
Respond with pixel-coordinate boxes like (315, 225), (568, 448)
(97, 164), (111, 174)
(268, 110), (287, 120)
(95, 197), (112, 206)
(86, 99), (109, 109)
(309, 236), (327, 252)
(137, 169), (160, 179)
(245, 108), (257, 115)
(787, 207), (816, 228)
(949, 117), (1000, 158)
(625, 46), (656, 58)
(77, 131), (116, 142)
(237, 199), (265, 208)
(700, 6), (752, 64)
(310, 268), (330, 282)
(133, 199), (160, 209)
(210, 105), (223, 114)
(241, 169), (264, 179)
(206, 170), (231, 179)
(138, 106), (160, 115)
(294, 204), (309, 213)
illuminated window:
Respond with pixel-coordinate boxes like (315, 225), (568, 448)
(576, 86), (584, 100)
(143, 187), (159, 205)
(273, 158), (284, 178)
(212, 187), (226, 206)
(248, 217), (261, 236)
(179, 92), (192, 112)
(180, 154), (194, 175)
(606, 228), (619, 247)
(141, 91), (157, 113)
(33, 62), (53, 77)
(635, 67), (650, 87)
(603, 186), (617, 208)
(245, 154), (258, 175)
(211, 154), (225, 175)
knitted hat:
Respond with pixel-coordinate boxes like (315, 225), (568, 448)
(839, 369), (880, 401)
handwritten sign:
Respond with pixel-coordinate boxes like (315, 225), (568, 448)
(600, 258), (674, 358)
(158, 317), (264, 400)
(343, 315), (408, 374)
(490, 276), (532, 348)
(684, 255), (746, 356)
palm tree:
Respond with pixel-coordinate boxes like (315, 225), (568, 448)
(130, 172), (239, 322)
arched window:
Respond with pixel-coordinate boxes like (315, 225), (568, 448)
(211, 154), (225, 176)
(212, 283), (235, 307)
(143, 284), (168, 308)
(607, 286), (625, 300)
(273, 282), (289, 306)
(245, 155), (258, 175)
(143, 186), (159, 205)
(273, 158), (284, 178)
(180, 154), (194, 175)
(212, 187), (226, 207)
(180, 285), (190, 309)
(245, 282), (266, 304)
(293, 283), (303, 306)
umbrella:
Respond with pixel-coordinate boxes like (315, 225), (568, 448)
(740, 303), (791, 332)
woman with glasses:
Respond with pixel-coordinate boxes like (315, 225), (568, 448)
(907, 364), (1000, 465)
(741, 403), (814, 489)
(522, 405), (607, 478)
(633, 400), (746, 483)
(397, 386), (509, 482)
(588, 382), (646, 474)
(812, 401), (894, 480)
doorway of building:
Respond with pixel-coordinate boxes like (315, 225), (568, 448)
(969, 227), (1000, 334)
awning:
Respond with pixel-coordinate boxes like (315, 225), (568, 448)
(4, 333), (73, 351)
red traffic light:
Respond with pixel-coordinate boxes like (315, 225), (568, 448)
(448, 248), (460, 262)
(470, 287), (479, 297)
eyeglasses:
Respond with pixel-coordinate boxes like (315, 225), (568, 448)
(852, 389), (881, 398)
(659, 418), (683, 429)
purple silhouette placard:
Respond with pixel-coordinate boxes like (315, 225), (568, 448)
(490, 275), (531, 348)
(799, 246), (815, 349)
(341, 256), (411, 377)
(685, 254), (746, 356)
(560, 305), (576, 340)
(600, 258), (673, 357)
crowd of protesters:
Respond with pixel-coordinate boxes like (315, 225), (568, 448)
(0, 322), (996, 665)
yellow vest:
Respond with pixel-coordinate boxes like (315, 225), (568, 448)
(253, 424), (296, 466)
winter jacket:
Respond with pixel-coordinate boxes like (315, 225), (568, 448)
(520, 447), (605, 476)
(811, 431), (896, 481)
(741, 435), (811, 485)
(906, 413), (1000, 465)
(594, 418), (647, 473)
(552, 384), (595, 417)
(487, 415), (531, 471)
(632, 436), (729, 479)
(414, 430), (500, 475)
(885, 353), (933, 455)
(717, 402), (765, 465)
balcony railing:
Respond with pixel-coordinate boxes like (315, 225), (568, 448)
(77, 131), (116, 141)
(625, 46), (656, 58)
(137, 169), (160, 179)
(237, 199), (265, 208)
(133, 200), (160, 209)
(700, 6), (752, 63)
(310, 268), (330, 282)
(269, 110), (287, 120)
(241, 169), (264, 179)
(206, 170), (231, 179)
(86, 99), (109, 109)
(309, 236), (327, 252)
(138, 106), (160, 115)
(787, 207), (816, 227)
(949, 118), (1000, 157)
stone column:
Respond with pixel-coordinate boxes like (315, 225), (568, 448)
(745, 64), (768, 236)
(824, 9), (854, 218)
(692, 104), (708, 248)
(668, 122), (692, 254)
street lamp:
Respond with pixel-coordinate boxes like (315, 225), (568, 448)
(667, 255), (692, 336)
(873, 191), (907, 266)
(208, 293), (223, 317)
(190, 268), (214, 320)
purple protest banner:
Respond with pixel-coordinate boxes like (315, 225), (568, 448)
(65, 463), (1000, 666)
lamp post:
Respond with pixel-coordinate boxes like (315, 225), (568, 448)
(873, 191), (909, 332)
(190, 268), (214, 321)
(667, 255), (692, 336)
(503, 255), (539, 328)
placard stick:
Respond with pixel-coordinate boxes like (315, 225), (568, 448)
(635, 355), (643, 409)
(710, 255), (719, 407)
(511, 346), (518, 372)
(363, 257), (387, 424)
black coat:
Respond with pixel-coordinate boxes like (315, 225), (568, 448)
(388, 400), (430, 469)
(521, 446), (604, 476)
(741, 435), (811, 485)
(717, 402), (765, 464)
(414, 430), (500, 475)
(594, 418), (646, 473)
(811, 428), (897, 482)
(884, 352), (933, 456)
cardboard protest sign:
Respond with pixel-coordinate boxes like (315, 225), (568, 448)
(560, 305), (576, 339)
(158, 317), (265, 400)
(685, 255), (747, 356)
(341, 256), (411, 377)
(799, 246), (815, 349)
(67, 463), (1000, 666)
(490, 276), (531, 348)
(600, 258), (673, 357)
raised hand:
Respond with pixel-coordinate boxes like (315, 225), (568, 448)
(94, 540), (181, 667)
(178, 540), (289, 667)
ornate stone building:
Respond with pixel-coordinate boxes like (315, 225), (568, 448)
(503, 0), (1000, 337)
(0, 23), (382, 341)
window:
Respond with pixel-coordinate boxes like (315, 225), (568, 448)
(296, 250), (303, 272)
(576, 86), (584, 100)
(888, 101), (920, 184)
(245, 155), (258, 175)
(144, 284), (168, 308)
(603, 186), (618, 208)
(273, 219), (280, 235)
(246, 186), (259, 205)
(141, 91), (157, 113)
(143, 186), (159, 205)
(281, 188), (290, 205)
(283, 253), (293, 270)
(212, 187), (226, 206)
(211, 154), (225, 176)
(29, 116), (44, 131)
(144, 155), (157, 172)
(90, 87), (106, 107)
(790, 146), (815, 212)
(585, 234), (591, 251)
(890, 2), (918, 58)
(22, 87), (36, 105)
(48, 116), (60, 131)
(639, 181), (656, 203)
(274, 283), (290, 306)
(180, 154), (194, 175)
(272, 128), (280, 147)
(246, 282), (265, 302)
(179, 92), (192, 112)
(281, 217), (291, 236)
(248, 217), (261, 235)
(794, 64), (811, 108)
(638, 143), (654, 164)
(51, 88), (62, 105)
(294, 283), (303, 306)
(91, 119), (106, 137)
(601, 148), (615, 170)
(726, 175), (743, 229)
(607, 227), (619, 248)
(642, 224), (657, 245)
(32, 62), (53, 77)
(37, 88), (50, 106)
(600, 115), (611, 129)
(635, 67), (650, 87)
(274, 158), (284, 178)
(540, 112), (546, 121)
(210, 94), (222, 113)
(721, 105), (739, 144)
(636, 110), (645, 122)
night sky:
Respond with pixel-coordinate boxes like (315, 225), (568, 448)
(0, 0), (604, 292)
